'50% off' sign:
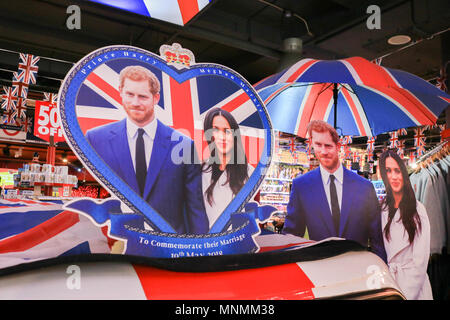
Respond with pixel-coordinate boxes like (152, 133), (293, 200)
(34, 100), (65, 143)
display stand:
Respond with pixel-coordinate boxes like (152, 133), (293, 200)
(260, 131), (309, 216)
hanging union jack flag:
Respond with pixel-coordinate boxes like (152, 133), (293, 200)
(366, 136), (375, 152)
(16, 53), (40, 85)
(389, 131), (400, 149)
(397, 140), (405, 159)
(436, 65), (448, 93)
(1, 86), (18, 111)
(12, 97), (27, 120)
(74, 58), (265, 166)
(12, 72), (29, 98)
(414, 127), (426, 147)
(44, 92), (58, 104)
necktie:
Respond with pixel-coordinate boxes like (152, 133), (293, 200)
(329, 175), (340, 235)
(136, 128), (147, 196)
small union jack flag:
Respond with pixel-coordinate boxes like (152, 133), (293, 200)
(416, 144), (426, 157)
(16, 53), (40, 85)
(414, 127), (426, 147)
(44, 92), (58, 104)
(12, 73), (29, 98)
(367, 151), (374, 162)
(16, 115), (33, 133)
(409, 151), (417, 165)
(1, 86), (18, 111)
(366, 137), (375, 152)
(2, 110), (15, 124)
(352, 152), (360, 164)
(397, 128), (408, 136)
(397, 140), (405, 159)
(389, 131), (399, 149)
(12, 97), (27, 120)
(436, 65), (447, 92)
(288, 137), (296, 152)
(372, 57), (383, 66)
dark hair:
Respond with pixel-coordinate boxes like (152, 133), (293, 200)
(379, 150), (421, 244)
(202, 108), (249, 206)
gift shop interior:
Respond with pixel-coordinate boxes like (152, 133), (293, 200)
(0, 0), (448, 299)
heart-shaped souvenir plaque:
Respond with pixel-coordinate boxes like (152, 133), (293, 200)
(59, 44), (274, 258)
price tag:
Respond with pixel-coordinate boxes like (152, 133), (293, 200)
(34, 101), (65, 143)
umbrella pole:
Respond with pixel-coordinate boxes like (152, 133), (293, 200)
(333, 83), (338, 129)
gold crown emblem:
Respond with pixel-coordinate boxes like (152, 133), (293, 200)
(159, 43), (195, 69)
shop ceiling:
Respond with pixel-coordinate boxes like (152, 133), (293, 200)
(0, 0), (448, 96)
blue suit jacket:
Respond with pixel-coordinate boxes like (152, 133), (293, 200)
(85, 118), (208, 234)
(283, 167), (387, 262)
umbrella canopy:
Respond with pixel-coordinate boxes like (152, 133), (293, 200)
(255, 57), (450, 137)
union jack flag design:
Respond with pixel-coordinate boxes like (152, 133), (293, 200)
(44, 92), (58, 104)
(397, 140), (405, 159)
(366, 137), (375, 152)
(16, 53), (40, 85)
(389, 131), (399, 149)
(75, 60), (265, 166)
(0, 199), (111, 270)
(12, 73), (29, 98)
(12, 97), (27, 120)
(414, 127), (426, 147)
(1, 86), (18, 111)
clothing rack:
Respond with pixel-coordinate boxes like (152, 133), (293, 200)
(416, 141), (449, 164)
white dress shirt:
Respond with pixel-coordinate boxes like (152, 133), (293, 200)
(319, 164), (343, 214)
(126, 117), (157, 173)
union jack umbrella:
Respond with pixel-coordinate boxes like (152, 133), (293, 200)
(16, 53), (40, 85)
(255, 57), (450, 138)
(1, 86), (18, 111)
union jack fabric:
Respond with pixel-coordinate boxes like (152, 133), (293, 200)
(75, 60), (265, 167)
(255, 57), (450, 138)
(0, 199), (111, 270)
(1, 86), (18, 111)
(367, 151), (374, 162)
(1, 110), (15, 125)
(16, 53), (40, 85)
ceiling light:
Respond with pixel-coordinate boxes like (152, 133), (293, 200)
(387, 35), (411, 45)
